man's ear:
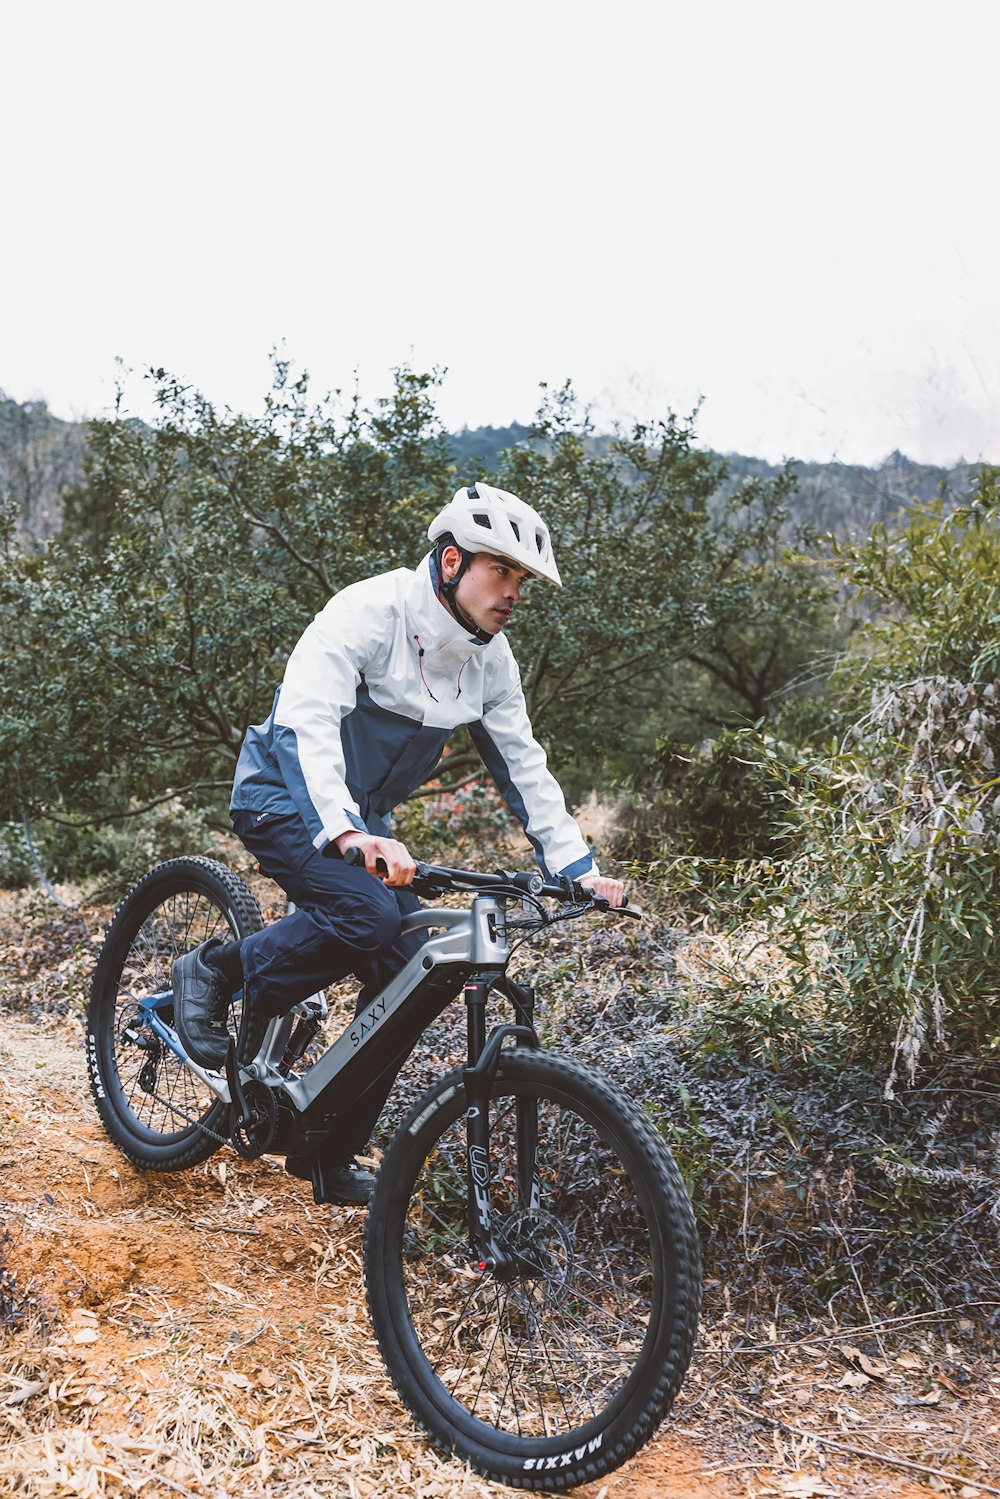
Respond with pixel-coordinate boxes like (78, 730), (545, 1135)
(440, 543), (462, 581)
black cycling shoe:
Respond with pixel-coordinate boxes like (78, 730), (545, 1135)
(171, 938), (234, 1071)
(285, 1155), (376, 1206)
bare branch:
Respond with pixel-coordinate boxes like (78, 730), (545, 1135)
(35, 781), (234, 827)
(222, 473), (334, 595)
(409, 770), (484, 799)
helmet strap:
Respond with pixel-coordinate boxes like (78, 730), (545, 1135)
(433, 539), (492, 645)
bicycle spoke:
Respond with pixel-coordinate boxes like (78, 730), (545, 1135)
(427, 1268), (495, 1383)
(108, 889), (228, 1137)
(470, 1277), (514, 1424)
(542, 1269), (650, 1342)
(398, 1081), (659, 1439)
(532, 1279), (599, 1428)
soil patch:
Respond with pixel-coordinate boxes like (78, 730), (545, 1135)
(0, 892), (997, 1498)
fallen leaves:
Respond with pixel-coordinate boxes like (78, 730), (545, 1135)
(896, 1352), (924, 1371)
(840, 1343), (889, 1380)
(763, 1472), (836, 1498)
(0, 922), (998, 1499)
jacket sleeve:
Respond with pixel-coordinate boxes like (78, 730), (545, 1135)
(271, 583), (387, 850)
(468, 656), (596, 881)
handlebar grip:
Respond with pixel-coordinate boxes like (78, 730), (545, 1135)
(343, 845), (390, 877)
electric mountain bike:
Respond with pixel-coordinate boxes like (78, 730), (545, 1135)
(86, 852), (701, 1491)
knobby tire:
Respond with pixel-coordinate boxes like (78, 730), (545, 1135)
(365, 1049), (701, 1491)
(86, 857), (264, 1170)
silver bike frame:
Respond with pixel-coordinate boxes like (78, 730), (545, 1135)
(176, 894), (511, 1109)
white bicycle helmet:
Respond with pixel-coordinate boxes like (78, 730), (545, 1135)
(427, 483), (562, 587)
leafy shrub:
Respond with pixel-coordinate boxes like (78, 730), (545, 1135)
(613, 729), (792, 862)
(390, 776), (523, 869)
(663, 472), (1000, 1086)
(683, 677), (1000, 1089)
(26, 797), (219, 896)
(424, 781), (516, 841)
(0, 823), (32, 887)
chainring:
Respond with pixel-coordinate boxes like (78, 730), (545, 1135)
(230, 1080), (279, 1159)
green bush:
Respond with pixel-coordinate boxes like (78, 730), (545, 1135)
(614, 729), (792, 862)
(0, 824), (32, 887)
(659, 471), (1000, 1086)
(2, 361), (820, 834)
(681, 680), (1000, 1088)
(23, 797), (219, 897)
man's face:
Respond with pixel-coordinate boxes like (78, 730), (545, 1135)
(443, 548), (531, 635)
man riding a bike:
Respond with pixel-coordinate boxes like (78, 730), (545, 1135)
(172, 482), (624, 1203)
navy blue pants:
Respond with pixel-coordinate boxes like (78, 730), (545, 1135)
(232, 810), (425, 1155)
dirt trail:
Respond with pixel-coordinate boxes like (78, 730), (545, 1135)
(0, 1011), (992, 1499)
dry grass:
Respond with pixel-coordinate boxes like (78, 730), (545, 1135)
(1, 879), (997, 1499)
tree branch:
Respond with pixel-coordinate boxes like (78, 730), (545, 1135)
(35, 781), (234, 827)
(221, 472), (334, 595)
(410, 770), (484, 799)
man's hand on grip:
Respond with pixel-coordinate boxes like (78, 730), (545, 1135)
(576, 871), (626, 908)
(335, 831), (416, 887)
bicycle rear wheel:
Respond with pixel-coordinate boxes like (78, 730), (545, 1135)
(87, 857), (264, 1170)
(365, 1049), (701, 1490)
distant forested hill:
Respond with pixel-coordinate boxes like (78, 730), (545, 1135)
(0, 393), (88, 544)
(0, 395), (984, 548)
(719, 449), (980, 534)
(449, 422), (982, 537)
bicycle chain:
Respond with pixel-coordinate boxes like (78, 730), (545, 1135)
(142, 1082), (235, 1148)
(143, 1068), (277, 1155)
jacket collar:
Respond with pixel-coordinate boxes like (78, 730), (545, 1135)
(405, 554), (491, 665)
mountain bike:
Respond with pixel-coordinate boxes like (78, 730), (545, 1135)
(86, 852), (701, 1491)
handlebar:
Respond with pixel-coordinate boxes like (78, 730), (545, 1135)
(341, 846), (641, 918)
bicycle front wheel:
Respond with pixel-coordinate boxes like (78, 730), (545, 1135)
(365, 1049), (701, 1491)
(87, 857), (264, 1171)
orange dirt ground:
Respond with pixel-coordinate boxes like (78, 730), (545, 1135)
(0, 897), (997, 1498)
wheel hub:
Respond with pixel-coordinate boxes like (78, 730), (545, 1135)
(489, 1210), (575, 1290)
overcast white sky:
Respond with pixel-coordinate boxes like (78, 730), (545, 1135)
(2, 0), (997, 466)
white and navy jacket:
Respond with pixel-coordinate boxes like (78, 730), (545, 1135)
(231, 555), (596, 881)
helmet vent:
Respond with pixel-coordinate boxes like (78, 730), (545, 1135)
(473, 513), (492, 529)
(509, 520), (521, 541)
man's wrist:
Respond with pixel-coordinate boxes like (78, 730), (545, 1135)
(334, 830), (366, 855)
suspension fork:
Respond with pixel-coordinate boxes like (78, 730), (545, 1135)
(462, 974), (539, 1271)
(505, 978), (541, 1218)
